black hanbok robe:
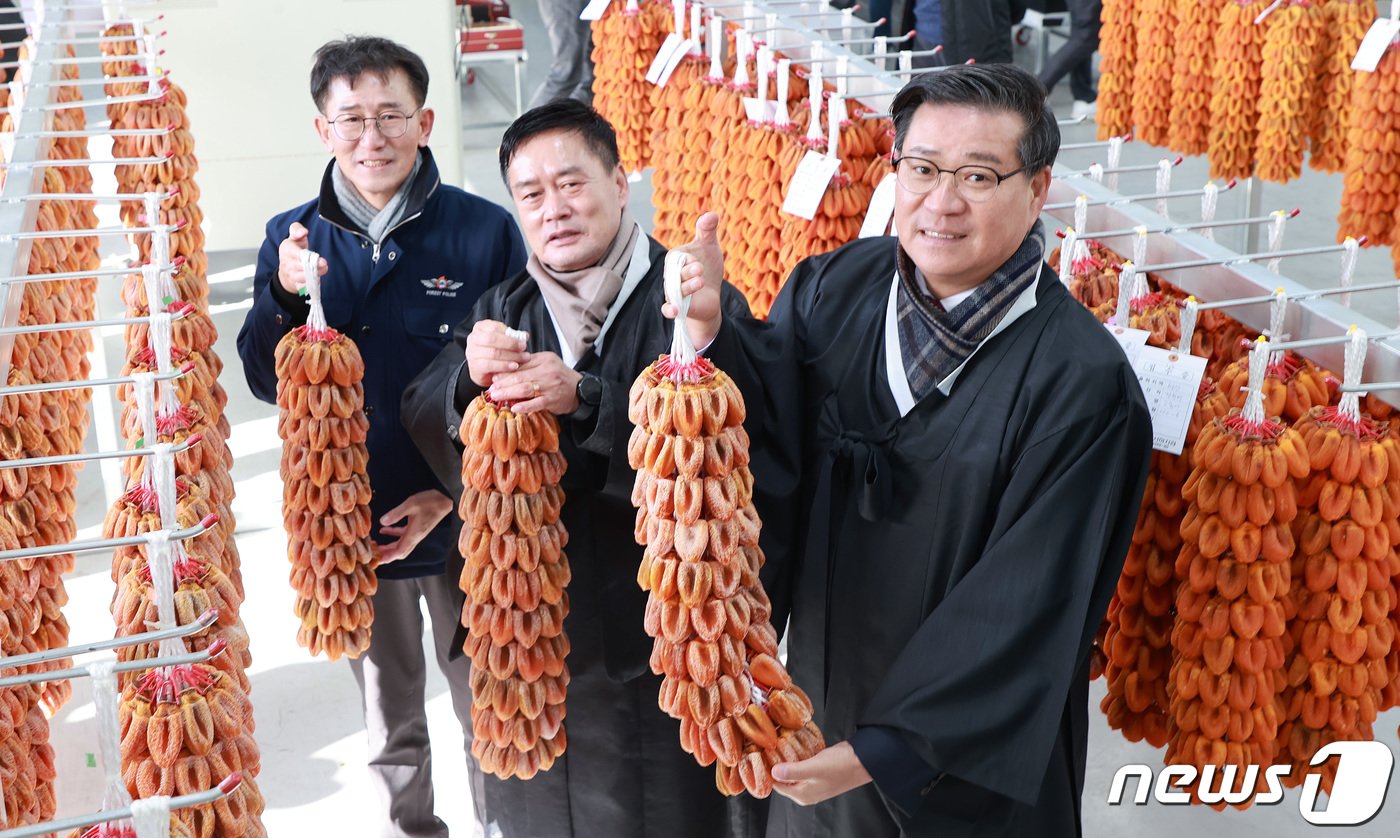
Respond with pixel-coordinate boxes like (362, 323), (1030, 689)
(400, 235), (793, 838)
(711, 236), (1151, 837)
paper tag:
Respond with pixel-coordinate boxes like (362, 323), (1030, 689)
(1131, 345), (1209, 455)
(859, 173), (898, 238)
(782, 150), (842, 220)
(580, 0), (613, 21)
(743, 98), (780, 123)
(1105, 324), (1152, 363)
(1352, 18), (1400, 72)
(647, 34), (691, 85)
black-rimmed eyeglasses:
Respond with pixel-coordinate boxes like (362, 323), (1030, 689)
(892, 155), (1029, 202)
(328, 108), (421, 141)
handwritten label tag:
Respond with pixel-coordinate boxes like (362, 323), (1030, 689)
(782, 150), (842, 220)
(580, 0), (613, 21)
(742, 97), (780, 123)
(1352, 18), (1400, 72)
(1105, 324), (1152, 364)
(1131, 345), (1209, 454)
(859, 173), (898, 238)
(647, 34), (691, 85)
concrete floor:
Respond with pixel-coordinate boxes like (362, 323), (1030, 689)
(38, 4), (1400, 836)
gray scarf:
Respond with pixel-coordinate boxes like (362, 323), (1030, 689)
(895, 220), (1047, 400)
(331, 151), (423, 244)
(526, 209), (640, 361)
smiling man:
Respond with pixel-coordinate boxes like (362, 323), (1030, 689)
(237, 36), (525, 838)
(675, 64), (1152, 836)
(401, 100), (780, 838)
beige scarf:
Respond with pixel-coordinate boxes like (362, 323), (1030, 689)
(527, 209), (640, 361)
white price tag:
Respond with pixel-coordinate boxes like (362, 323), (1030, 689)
(1351, 18), (1400, 72)
(1105, 324), (1152, 363)
(782, 150), (842, 220)
(859, 172), (898, 238)
(1131, 345), (1209, 455)
(647, 34), (692, 85)
(580, 0), (613, 21)
(742, 98), (780, 123)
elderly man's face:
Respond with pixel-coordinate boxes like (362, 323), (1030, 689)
(315, 69), (433, 210)
(507, 129), (628, 272)
(893, 103), (1050, 299)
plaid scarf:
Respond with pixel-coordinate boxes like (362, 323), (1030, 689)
(895, 220), (1047, 400)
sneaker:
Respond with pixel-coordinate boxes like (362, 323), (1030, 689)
(1071, 99), (1098, 119)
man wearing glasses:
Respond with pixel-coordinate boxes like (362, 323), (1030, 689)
(237, 36), (525, 838)
(672, 63), (1151, 836)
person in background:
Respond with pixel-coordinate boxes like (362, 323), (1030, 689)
(401, 99), (783, 838)
(672, 63), (1151, 836)
(236, 35), (526, 838)
(912, 0), (1013, 67)
(1036, 0), (1102, 119)
(531, 0), (595, 108)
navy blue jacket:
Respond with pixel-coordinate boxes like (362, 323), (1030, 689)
(237, 149), (527, 579)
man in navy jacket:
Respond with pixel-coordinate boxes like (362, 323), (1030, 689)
(237, 36), (525, 838)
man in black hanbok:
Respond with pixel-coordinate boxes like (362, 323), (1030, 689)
(400, 101), (784, 838)
(674, 63), (1153, 837)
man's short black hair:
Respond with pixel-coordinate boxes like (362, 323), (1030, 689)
(311, 36), (430, 113)
(890, 63), (1060, 173)
(498, 100), (621, 185)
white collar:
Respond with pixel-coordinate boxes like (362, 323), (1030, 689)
(539, 224), (651, 368)
(883, 261), (1043, 416)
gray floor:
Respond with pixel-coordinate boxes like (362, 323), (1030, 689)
(43, 5), (1400, 835)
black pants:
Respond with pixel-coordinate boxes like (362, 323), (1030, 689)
(1037, 0), (1102, 102)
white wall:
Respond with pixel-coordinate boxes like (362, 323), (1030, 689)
(146, 0), (464, 251)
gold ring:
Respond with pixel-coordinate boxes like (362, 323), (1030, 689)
(532, 380), (540, 395)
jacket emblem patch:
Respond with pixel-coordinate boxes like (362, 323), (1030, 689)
(421, 276), (463, 297)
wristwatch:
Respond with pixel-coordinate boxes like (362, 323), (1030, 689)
(575, 373), (603, 408)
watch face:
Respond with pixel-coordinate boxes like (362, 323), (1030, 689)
(579, 374), (602, 405)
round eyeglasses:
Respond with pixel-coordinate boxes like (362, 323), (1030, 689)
(328, 109), (420, 142)
(892, 156), (1029, 203)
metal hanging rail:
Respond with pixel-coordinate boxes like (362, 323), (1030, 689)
(0, 512), (220, 563)
(1196, 280), (1400, 311)
(1057, 157), (1184, 179)
(2, 219), (184, 241)
(0, 774), (241, 838)
(1134, 238), (1366, 275)
(1072, 209), (1301, 240)
(1, 255), (185, 285)
(0, 151), (175, 170)
(0, 303), (193, 337)
(1044, 179), (1238, 211)
(1270, 330), (1400, 353)
(22, 72), (165, 90)
(0, 639), (228, 689)
(0, 360), (193, 397)
(0, 430), (202, 471)
(1060, 135), (1133, 151)
(3, 126), (174, 139)
(0, 608), (218, 670)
